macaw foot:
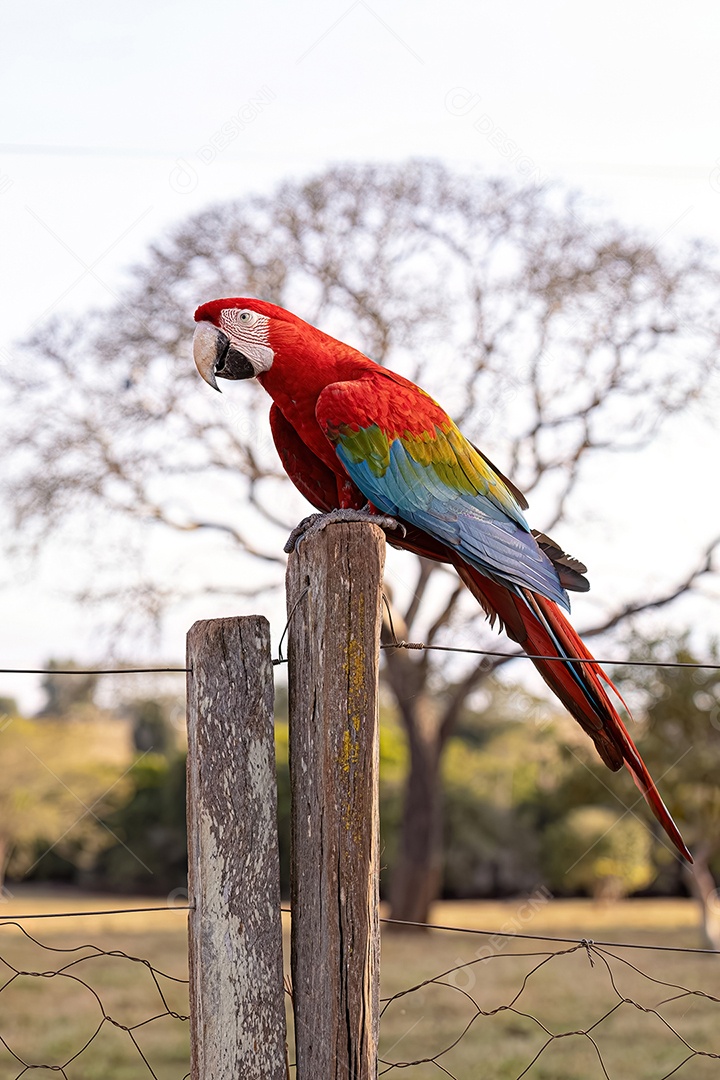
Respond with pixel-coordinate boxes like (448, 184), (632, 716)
(284, 508), (406, 553)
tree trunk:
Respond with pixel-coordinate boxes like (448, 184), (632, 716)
(388, 691), (445, 925)
(683, 844), (720, 950)
(382, 578), (492, 927)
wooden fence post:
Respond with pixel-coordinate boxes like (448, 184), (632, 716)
(186, 616), (287, 1080)
(286, 522), (385, 1080)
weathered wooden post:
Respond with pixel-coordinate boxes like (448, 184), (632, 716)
(286, 522), (385, 1080)
(186, 616), (287, 1080)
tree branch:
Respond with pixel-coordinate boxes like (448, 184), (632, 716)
(581, 537), (720, 639)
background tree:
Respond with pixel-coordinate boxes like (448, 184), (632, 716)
(3, 161), (720, 921)
(126, 697), (175, 755)
(0, 696), (18, 718)
(92, 751), (187, 892)
(541, 806), (655, 900)
(612, 634), (720, 946)
(36, 659), (98, 719)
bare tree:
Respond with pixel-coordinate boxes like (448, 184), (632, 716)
(4, 161), (720, 921)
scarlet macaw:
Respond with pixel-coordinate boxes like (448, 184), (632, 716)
(193, 297), (691, 862)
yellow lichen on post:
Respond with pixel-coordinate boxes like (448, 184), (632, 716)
(340, 727), (360, 773)
(345, 594), (367, 734)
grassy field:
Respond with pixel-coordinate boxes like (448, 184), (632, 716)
(0, 890), (717, 1079)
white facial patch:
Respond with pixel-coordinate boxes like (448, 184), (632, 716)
(220, 308), (275, 374)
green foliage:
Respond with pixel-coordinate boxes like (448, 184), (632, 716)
(128, 699), (173, 755)
(1, 717), (132, 882)
(6, 636), (713, 900)
(0, 695), (18, 717)
(1, 703), (185, 891)
(92, 753), (187, 891)
(541, 806), (655, 899)
(441, 714), (565, 897)
(613, 633), (720, 858)
(377, 721), (409, 894)
(36, 659), (99, 718)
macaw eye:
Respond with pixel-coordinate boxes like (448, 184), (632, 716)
(238, 310), (257, 325)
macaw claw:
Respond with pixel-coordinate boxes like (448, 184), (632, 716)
(284, 508), (406, 553)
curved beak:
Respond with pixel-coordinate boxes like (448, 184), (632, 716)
(193, 322), (223, 391)
(193, 321), (256, 391)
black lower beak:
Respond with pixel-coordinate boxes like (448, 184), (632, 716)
(214, 331), (256, 381)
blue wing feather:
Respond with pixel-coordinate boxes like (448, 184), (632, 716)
(337, 438), (571, 610)
(316, 377), (570, 611)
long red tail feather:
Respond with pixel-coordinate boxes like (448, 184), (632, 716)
(385, 525), (690, 860)
(452, 563), (692, 863)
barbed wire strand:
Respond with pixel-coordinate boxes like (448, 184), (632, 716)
(378, 915), (720, 955)
(4, 903), (718, 957)
(380, 641), (720, 670)
(280, 909), (720, 958)
(4, 650), (720, 674)
(5, 577), (720, 676)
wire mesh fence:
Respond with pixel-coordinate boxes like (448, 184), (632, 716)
(2, 901), (719, 1080)
(3, 615), (720, 1078)
(374, 918), (720, 1080)
(0, 908), (190, 1080)
(2, 903), (718, 1080)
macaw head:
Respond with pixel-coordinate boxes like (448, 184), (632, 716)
(194, 296), (367, 392)
(194, 296), (318, 391)
(192, 297), (275, 391)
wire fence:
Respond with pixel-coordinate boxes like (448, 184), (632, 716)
(3, 904), (718, 1080)
(2, 624), (719, 1077)
(374, 918), (720, 1080)
(0, 907), (190, 1080)
(380, 641), (720, 670)
(3, 641), (720, 678)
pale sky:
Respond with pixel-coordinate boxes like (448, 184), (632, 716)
(2, 0), (720, 709)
